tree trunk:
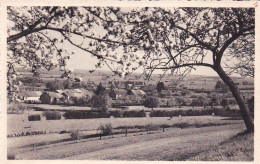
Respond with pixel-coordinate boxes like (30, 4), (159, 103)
(214, 66), (254, 132)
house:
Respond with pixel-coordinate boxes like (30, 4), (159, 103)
(56, 90), (63, 94)
(62, 89), (94, 103)
(159, 89), (172, 98)
(86, 80), (96, 90)
(240, 90), (254, 100)
(108, 79), (146, 89)
(237, 80), (254, 100)
(128, 89), (146, 98)
(19, 91), (42, 103)
(159, 98), (175, 107)
(40, 92), (64, 104)
(109, 89), (127, 100)
(140, 85), (157, 96)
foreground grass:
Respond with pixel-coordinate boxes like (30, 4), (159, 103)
(187, 131), (253, 161)
(9, 124), (244, 160)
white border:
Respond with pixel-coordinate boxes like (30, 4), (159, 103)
(1, 1), (259, 163)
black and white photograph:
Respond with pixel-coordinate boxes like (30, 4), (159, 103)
(4, 4), (256, 161)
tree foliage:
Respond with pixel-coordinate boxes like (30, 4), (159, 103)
(215, 80), (229, 93)
(143, 96), (159, 109)
(220, 98), (229, 109)
(95, 82), (106, 95)
(156, 81), (165, 93)
(46, 80), (63, 91)
(90, 94), (112, 110)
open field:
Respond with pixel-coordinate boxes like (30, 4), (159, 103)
(8, 124), (246, 160)
(8, 114), (243, 135)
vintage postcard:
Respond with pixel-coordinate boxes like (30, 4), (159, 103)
(0, 0), (259, 163)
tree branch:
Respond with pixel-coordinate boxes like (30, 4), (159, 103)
(148, 62), (213, 70)
(216, 26), (254, 66)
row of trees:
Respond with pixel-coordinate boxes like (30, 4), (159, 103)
(7, 7), (254, 131)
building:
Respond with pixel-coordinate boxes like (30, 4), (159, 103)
(40, 92), (63, 104)
(109, 89), (128, 100)
(62, 89), (94, 104)
(128, 89), (146, 98)
(240, 90), (254, 100)
(237, 79), (254, 100)
(108, 79), (146, 89)
(19, 91), (42, 103)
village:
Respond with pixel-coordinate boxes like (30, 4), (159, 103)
(15, 68), (254, 110)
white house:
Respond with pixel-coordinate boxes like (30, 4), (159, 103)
(19, 91), (42, 103)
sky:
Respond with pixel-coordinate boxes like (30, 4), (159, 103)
(66, 47), (219, 77)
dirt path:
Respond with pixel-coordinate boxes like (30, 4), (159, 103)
(14, 124), (245, 160)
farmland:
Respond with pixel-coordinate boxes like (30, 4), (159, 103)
(7, 106), (247, 159)
(8, 123), (246, 160)
(8, 111), (242, 135)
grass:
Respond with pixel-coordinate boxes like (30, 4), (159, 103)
(186, 131), (253, 161)
(11, 124), (244, 160)
(8, 116), (244, 153)
(8, 114), (243, 135)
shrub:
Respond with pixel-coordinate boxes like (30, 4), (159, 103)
(70, 130), (82, 142)
(109, 110), (122, 118)
(220, 98), (229, 109)
(160, 124), (171, 128)
(143, 96), (159, 109)
(42, 111), (61, 120)
(91, 94), (112, 110)
(122, 110), (146, 117)
(225, 106), (231, 111)
(173, 123), (190, 129)
(144, 124), (160, 132)
(63, 110), (110, 119)
(149, 108), (241, 118)
(28, 114), (41, 121)
(98, 123), (113, 136)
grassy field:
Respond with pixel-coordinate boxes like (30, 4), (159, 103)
(8, 113), (243, 135)
(8, 124), (246, 160)
(8, 114), (244, 154)
(187, 131), (253, 161)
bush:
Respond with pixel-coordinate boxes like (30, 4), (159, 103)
(42, 111), (61, 120)
(28, 114), (41, 121)
(220, 98), (229, 109)
(143, 96), (159, 109)
(70, 130), (82, 142)
(144, 124), (160, 132)
(225, 106), (231, 111)
(98, 123), (113, 136)
(109, 110), (122, 118)
(122, 110), (146, 117)
(63, 110), (110, 119)
(149, 108), (241, 118)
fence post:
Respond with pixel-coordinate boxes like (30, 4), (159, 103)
(163, 127), (165, 132)
(125, 129), (128, 137)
